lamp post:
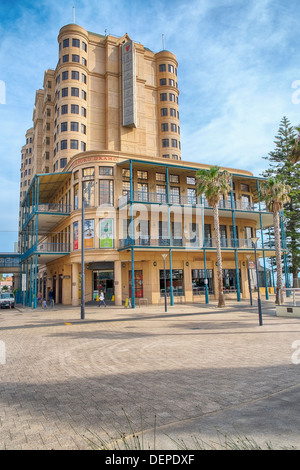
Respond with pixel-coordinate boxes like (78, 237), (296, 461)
(250, 237), (263, 326)
(81, 184), (85, 320)
(246, 254), (253, 306)
(161, 253), (168, 312)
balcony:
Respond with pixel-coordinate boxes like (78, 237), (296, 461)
(119, 237), (286, 251)
(21, 242), (70, 262)
(22, 203), (71, 237)
(119, 191), (269, 213)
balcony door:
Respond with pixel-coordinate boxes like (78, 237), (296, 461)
(137, 183), (148, 202)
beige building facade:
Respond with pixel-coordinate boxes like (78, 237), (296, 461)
(19, 24), (284, 308)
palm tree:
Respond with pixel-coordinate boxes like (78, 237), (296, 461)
(259, 177), (291, 304)
(196, 166), (231, 307)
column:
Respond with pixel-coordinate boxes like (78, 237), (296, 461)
(72, 262), (80, 306)
(114, 260), (122, 306)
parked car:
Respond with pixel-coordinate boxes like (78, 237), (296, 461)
(0, 292), (15, 309)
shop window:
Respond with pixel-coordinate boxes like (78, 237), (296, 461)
(160, 270), (184, 296)
(129, 270), (143, 298)
(223, 269), (241, 293)
(192, 269), (214, 295)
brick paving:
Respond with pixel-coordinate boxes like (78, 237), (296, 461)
(0, 300), (300, 449)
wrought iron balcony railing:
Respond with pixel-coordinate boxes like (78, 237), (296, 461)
(22, 203), (71, 228)
(21, 242), (71, 260)
(119, 191), (269, 212)
(119, 236), (286, 250)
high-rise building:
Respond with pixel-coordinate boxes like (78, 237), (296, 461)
(19, 24), (285, 308)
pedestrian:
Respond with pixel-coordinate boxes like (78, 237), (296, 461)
(98, 290), (106, 307)
(49, 289), (54, 306)
(37, 291), (42, 306)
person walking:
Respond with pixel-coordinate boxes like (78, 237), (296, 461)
(48, 289), (54, 307)
(98, 290), (106, 307)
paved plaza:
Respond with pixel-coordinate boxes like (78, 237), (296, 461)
(0, 298), (300, 450)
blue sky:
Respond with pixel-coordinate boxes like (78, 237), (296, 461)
(1, 0), (300, 252)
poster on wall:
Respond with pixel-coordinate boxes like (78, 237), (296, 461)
(73, 221), (78, 250)
(100, 218), (114, 248)
(84, 219), (94, 249)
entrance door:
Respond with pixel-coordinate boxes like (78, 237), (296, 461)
(93, 270), (114, 300)
(52, 277), (56, 302)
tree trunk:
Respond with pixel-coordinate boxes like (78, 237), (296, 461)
(274, 210), (283, 304)
(213, 203), (225, 307)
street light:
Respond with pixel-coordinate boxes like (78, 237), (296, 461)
(250, 237), (263, 326)
(81, 185), (86, 320)
(161, 253), (168, 312)
(246, 254), (253, 306)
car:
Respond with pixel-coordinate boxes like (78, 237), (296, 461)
(0, 292), (15, 309)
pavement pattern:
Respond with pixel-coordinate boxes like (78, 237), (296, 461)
(0, 299), (300, 450)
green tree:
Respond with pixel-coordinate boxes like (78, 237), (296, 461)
(259, 177), (290, 304)
(262, 117), (300, 287)
(196, 166), (231, 307)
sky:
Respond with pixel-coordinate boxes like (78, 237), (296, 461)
(1, 0), (300, 252)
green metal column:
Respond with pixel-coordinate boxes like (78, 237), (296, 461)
(230, 182), (240, 301)
(29, 256), (33, 307)
(34, 254), (38, 309)
(257, 179), (269, 300)
(129, 160), (135, 308)
(25, 260), (29, 306)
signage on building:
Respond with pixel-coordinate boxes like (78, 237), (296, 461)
(70, 155), (118, 169)
(73, 221), (79, 250)
(100, 218), (114, 248)
(84, 219), (95, 248)
(21, 274), (26, 292)
(122, 40), (137, 128)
